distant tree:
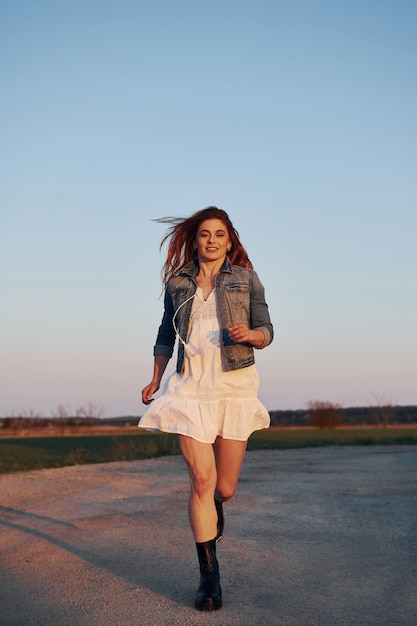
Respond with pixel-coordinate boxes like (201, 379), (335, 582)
(51, 404), (72, 435)
(49, 402), (104, 432)
(370, 395), (393, 428)
(78, 402), (104, 424)
(12, 418), (23, 436)
(19, 409), (42, 434)
(307, 400), (342, 429)
(3, 409), (42, 435)
(52, 404), (71, 419)
(2, 416), (14, 431)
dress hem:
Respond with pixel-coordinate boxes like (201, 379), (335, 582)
(137, 423), (270, 445)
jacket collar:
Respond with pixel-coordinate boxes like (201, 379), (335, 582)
(179, 256), (233, 277)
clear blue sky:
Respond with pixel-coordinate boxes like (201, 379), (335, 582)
(1, 0), (416, 417)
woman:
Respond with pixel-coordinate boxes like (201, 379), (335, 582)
(139, 206), (273, 611)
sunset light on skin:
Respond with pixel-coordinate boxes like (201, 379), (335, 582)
(1, 0), (416, 418)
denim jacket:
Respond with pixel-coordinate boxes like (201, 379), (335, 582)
(153, 257), (273, 373)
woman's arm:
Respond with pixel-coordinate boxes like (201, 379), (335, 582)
(141, 355), (171, 405)
(142, 285), (176, 405)
(249, 270), (273, 347)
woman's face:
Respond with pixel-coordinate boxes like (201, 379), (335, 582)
(194, 218), (231, 264)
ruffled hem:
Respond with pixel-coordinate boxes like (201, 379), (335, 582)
(138, 396), (270, 444)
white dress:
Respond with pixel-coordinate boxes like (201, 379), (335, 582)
(138, 288), (270, 443)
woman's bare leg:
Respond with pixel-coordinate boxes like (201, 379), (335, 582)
(213, 437), (247, 502)
(178, 435), (218, 542)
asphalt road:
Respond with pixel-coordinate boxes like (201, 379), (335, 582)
(1, 446), (416, 626)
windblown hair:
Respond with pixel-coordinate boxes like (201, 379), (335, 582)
(155, 206), (253, 285)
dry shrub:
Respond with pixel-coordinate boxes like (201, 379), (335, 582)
(307, 400), (342, 429)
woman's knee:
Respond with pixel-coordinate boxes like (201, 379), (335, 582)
(177, 435), (217, 499)
(215, 481), (237, 502)
(189, 466), (216, 499)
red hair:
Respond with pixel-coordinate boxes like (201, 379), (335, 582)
(155, 207), (253, 285)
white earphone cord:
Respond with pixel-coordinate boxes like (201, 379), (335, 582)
(172, 292), (197, 346)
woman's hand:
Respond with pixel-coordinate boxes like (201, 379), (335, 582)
(228, 323), (252, 343)
(141, 381), (160, 405)
(228, 324), (266, 348)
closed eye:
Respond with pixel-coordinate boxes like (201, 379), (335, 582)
(199, 230), (226, 237)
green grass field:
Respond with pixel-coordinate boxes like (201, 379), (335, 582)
(1, 427), (416, 475)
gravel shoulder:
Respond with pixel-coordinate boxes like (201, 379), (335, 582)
(1, 446), (416, 626)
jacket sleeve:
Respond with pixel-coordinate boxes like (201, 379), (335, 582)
(250, 271), (274, 348)
(153, 287), (176, 358)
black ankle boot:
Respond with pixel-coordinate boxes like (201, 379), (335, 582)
(195, 538), (222, 611)
(215, 499), (224, 543)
